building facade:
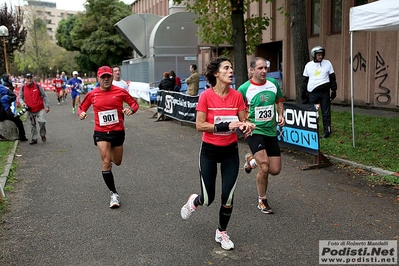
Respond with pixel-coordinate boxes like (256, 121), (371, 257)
(20, 1), (80, 41)
(129, 0), (399, 110)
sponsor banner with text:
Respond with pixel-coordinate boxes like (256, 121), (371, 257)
(278, 102), (320, 156)
(157, 90), (198, 123)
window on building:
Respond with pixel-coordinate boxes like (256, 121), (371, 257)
(355, 0), (368, 6)
(46, 20), (51, 24)
(37, 10), (42, 16)
(45, 11), (51, 16)
(331, 0), (342, 33)
(311, 0), (321, 35)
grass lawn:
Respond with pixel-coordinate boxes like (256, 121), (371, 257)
(321, 110), (399, 173)
(0, 141), (15, 175)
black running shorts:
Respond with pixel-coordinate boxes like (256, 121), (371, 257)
(93, 130), (125, 147)
(246, 134), (281, 157)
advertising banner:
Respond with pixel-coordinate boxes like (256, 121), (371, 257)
(128, 82), (151, 102)
(156, 90), (198, 123)
(277, 102), (320, 156)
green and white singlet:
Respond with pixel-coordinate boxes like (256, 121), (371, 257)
(238, 78), (283, 137)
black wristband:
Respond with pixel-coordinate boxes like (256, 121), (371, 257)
(214, 122), (230, 132)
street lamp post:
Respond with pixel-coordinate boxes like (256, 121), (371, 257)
(0, 25), (9, 74)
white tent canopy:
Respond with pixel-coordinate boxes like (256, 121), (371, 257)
(348, 0), (399, 146)
(350, 0), (399, 32)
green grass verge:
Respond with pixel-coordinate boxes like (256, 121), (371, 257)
(319, 110), (399, 186)
(320, 110), (399, 172)
(0, 141), (17, 213)
(0, 141), (14, 175)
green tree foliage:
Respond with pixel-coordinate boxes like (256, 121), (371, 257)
(173, 0), (271, 88)
(55, 15), (81, 52)
(14, 16), (53, 76)
(55, 0), (133, 71)
(13, 6), (77, 78)
(18, 16), (51, 74)
(0, 3), (27, 74)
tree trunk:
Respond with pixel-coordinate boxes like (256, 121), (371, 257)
(231, 0), (247, 89)
(290, 0), (309, 102)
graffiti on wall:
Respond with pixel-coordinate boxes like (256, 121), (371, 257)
(352, 52), (367, 72)
(352, 51), (391, 105)
(374, 51), (390, 104)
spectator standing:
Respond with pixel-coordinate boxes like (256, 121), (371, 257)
(180, 57), (255, 250)
(301, 46), (337, 138)
(238, 57), (285, 214)
(158, 72), (174, 91)
(0, 84), (28, 141)
(169, 70), (181, 92)
(112, 66), (129, 90)
(67, 71), (83, 113)
(19, 73), (50, 145)
(78, 66), (139, 208)
(185, 64), (199, 96)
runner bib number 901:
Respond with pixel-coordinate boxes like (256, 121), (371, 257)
(98, 109), (119, 126)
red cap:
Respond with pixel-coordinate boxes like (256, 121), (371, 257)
(97, 66), (113, 77)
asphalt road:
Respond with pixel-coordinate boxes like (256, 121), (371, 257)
(0, 94), (398, 265)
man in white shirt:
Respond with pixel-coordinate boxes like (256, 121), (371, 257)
(301, 46), (337, 138)
(112, 66), (129, 90)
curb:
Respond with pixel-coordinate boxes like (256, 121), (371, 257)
(0, 140), (18, 200)
(326, 155), (397, 177)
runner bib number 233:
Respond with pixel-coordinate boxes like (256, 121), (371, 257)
(254, 105), (274, 122)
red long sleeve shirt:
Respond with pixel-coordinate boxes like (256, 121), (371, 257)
(78, 85), (139, 132)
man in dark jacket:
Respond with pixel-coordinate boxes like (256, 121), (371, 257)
(158, 72), (174, 91)
(1, 74), (15, 91)
(0, 84), (28, 141)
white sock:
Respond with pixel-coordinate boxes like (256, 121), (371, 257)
(258, 196), (267, 202)
(249, 158), (257, 168)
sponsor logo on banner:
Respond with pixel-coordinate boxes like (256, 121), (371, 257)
(278, 102), (320, 155)
(157, 90), (198, 123)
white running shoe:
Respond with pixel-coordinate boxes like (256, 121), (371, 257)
(181, 193), (198, 220)
(215, 229), (235, 250)
(109, 192), (120, 208)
